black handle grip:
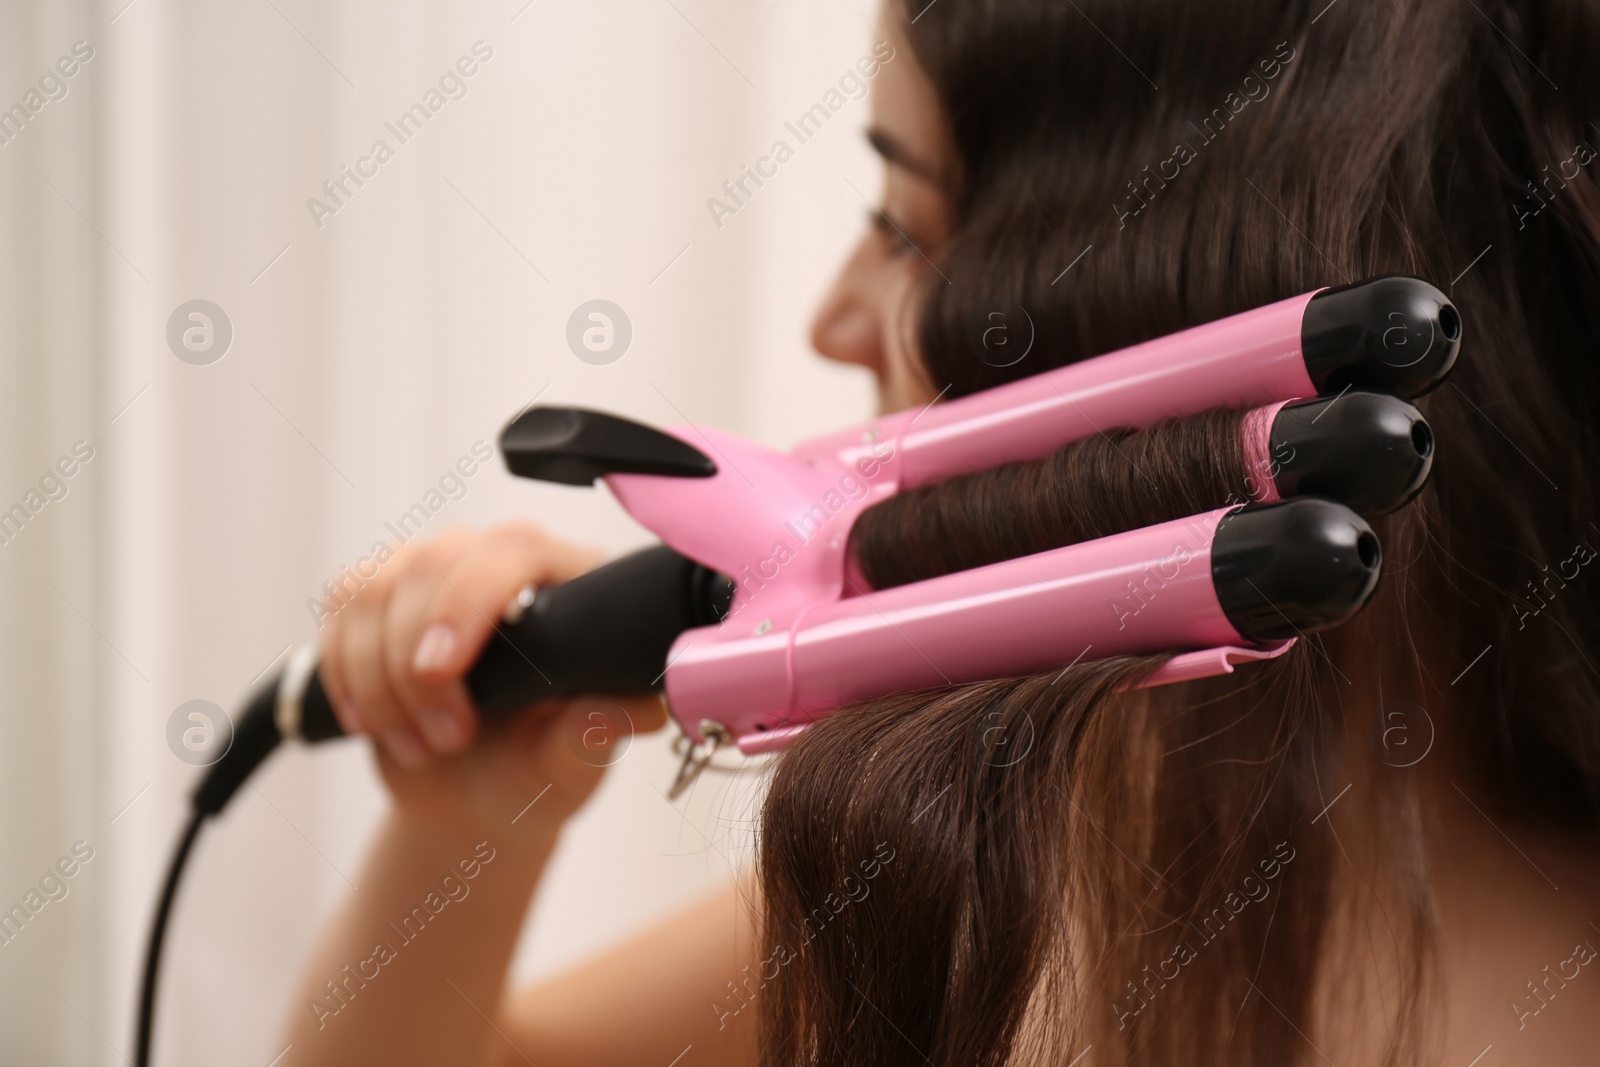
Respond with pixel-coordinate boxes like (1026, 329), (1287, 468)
(466, 545), (733, 714)
(298, 545), (734, 740)
(195, 546), (730, 816)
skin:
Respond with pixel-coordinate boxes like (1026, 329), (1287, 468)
(285, 5), (1600, 1064)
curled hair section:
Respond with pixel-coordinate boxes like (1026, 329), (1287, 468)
(849, 407), (1253, 590)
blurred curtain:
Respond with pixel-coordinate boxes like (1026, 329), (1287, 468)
(0, 0), (879, 1063)
(0, 1), (105, 1063)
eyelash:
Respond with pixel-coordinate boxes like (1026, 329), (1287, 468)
(868, 208), (917, 257)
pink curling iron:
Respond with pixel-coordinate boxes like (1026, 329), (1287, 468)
(137, 275), (1456, 1066)
(244, 275), (1455, 796)
(228, 273), (1456, 803)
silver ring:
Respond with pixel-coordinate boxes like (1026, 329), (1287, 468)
(275, 643), (319, 741)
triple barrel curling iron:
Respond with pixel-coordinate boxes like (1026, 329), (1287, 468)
(137, 275), (1460, 1066)
(244, 273), (1457, 792)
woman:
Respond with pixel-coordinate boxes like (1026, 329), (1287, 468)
(285, 0), (1600, 1064)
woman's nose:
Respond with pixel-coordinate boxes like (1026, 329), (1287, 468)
(810, 238), (885, 374)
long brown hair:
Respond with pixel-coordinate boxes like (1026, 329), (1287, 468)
(756, 1), (1600, 1064)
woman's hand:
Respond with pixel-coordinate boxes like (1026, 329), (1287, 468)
(315, 521), (669, 832)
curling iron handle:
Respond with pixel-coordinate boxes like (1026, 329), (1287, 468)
(293, 545), (735, 740)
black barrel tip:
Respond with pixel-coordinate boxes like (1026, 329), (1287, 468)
(1211, 499), (1382, 642)
(1301, 275), (1461, 398)
(1270, 392), (1435, 515)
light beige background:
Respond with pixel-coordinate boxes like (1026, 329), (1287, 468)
(0, 0), (882, 1062)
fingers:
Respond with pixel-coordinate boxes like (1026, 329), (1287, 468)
(339, 532), (473, 765)
(411, 523), (602, 686)
(317, 544), (416, 740)
(343, 579), (430, 766)
(315, 593), (357, 735)
(316, 522), (606, 768)
(379, 533), (480, 759)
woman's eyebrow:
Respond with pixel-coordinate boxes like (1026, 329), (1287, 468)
(866, 126), (941, 183)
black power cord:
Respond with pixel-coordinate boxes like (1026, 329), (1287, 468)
(134, 810), (204, 1067)
(135, 684), (284, 1067)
